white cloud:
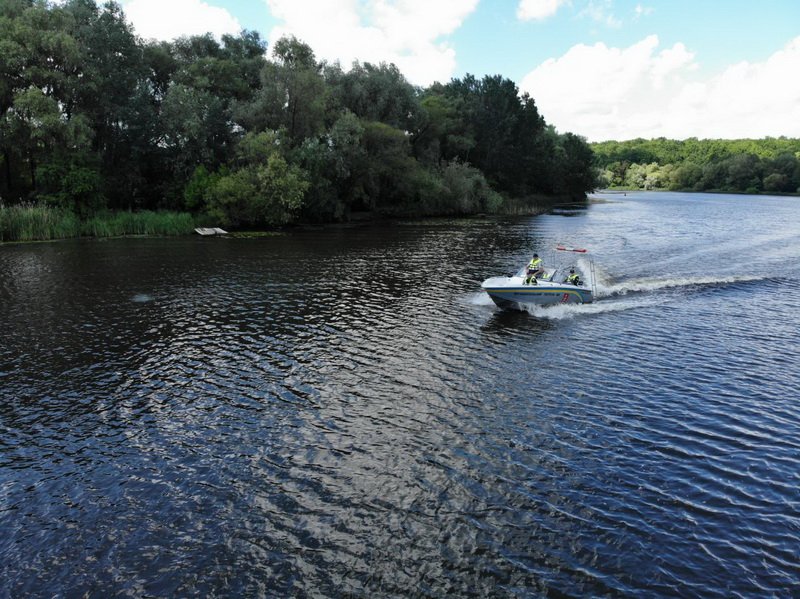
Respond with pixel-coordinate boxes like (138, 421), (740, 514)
(517, 0), (569, 21)
(264, 0), (479, 86)
(634, 4), (654, 19)
(578, 0), (621, 28)
(520, 35), (800, 141)
(122, 0), (241, 41)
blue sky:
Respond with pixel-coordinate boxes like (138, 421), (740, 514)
(121, 0), (800, 141)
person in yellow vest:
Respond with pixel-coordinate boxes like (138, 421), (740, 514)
(566, 268), (581, 286)
(525, 253), (543, 284)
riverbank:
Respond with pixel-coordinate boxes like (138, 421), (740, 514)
(0, 204), (196, 243)
(1, 194), (581, 243)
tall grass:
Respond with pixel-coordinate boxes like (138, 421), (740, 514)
(0, 202), (81, 242)
(81, 210), (196, 237)
(0, 204), (195, 242)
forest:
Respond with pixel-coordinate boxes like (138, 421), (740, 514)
(592, 137), (800, 194)
(0, 0), (596, 239)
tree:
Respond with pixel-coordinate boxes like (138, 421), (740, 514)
(351, 120), (417, 212)
(725, 154), (761, 191)
(289, 109), (369, 222)
(553, 132), (597, 196)
(161, 84), (229, 175)
(442, 74), (550, 196)
(700, 161), (727, 190)
(235, 36), (326, 144)
(205, 132), (309, 227)
(1, 0), (84, 200)
(412, 86), (474, 166)
(324, 60), (419, 131)
(764, 152), (800, 192)
(172, 31), (265, 103)
(763, 173), (789, 192)
(669, 162), (702, 190)
(438, 160), (502, 214)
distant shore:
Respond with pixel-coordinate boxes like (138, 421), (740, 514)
(595, 188), (800, 197)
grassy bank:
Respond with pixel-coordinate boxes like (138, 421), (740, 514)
(0, 204), (196, 242)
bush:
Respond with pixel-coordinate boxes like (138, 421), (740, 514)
(440, 160), (502, 214)
(184, 165), (226, 212)
(206, 154), (309, 227)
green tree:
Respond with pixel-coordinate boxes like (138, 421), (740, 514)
(171, 31), (265, 103)
(8, 87), (66, 192)
(764, 152), (799, 192)
(235, 36), (326, 144)
(1, 0), (84, 200)
(669, 162), (702, 190)
(350, 120), (417, 212)
(289, 110), (367, 222)
(206, 132), (309, 227)
(324, 60), (419, 131)
(153, 31), (267, 207)
(725, 154), (761, 191)
(1, 3), (599, 225)
(700, 161), (727, 191)
(763, 173), (789, 192)
(442, 74), (551, 196)
(552, 132), (597, 196)
(412, 87), (474, 166)
(161, 84), (229, 175)
(439, 159), (502, 214)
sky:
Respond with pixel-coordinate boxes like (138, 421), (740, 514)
(119, 0), (800, 142)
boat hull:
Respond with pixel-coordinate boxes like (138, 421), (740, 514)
(482, 277), (592, 310)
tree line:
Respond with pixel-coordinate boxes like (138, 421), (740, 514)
(592, 137), (800, 194)
(0, 0), (596, 229)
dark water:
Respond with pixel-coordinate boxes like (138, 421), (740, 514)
(1, 192), (799, 597)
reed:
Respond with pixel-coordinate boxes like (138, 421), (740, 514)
(0, 204), (195, 242)
(0, 202), (81, 242)
(80, 211), (196, 237)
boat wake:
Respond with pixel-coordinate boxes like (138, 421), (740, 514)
(468, 287), (667, 320)
(466, 292), (496, 306)
(523, 295), (668, 320)
(593, 273), (765, 298)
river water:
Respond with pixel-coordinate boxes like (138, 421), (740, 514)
(1, 191), (799, 597)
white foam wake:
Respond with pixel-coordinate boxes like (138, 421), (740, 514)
(594, 274), (764, 298)
(466, 292), (495, 306)
(523, 295), (666, 320)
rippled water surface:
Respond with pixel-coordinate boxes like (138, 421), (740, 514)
(2, 192), (799, 597)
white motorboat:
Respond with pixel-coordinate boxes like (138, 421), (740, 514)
(481, 246), (595, 310)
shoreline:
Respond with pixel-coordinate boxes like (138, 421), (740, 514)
(0, 194), (582, 244)
(595, 188), (800, 197)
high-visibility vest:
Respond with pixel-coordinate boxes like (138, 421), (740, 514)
(528, 258), (542, 270)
